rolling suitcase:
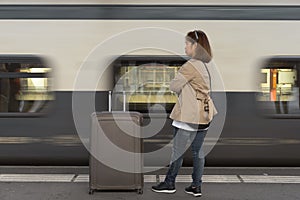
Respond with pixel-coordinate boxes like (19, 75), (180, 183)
(89, 91), (143, 194)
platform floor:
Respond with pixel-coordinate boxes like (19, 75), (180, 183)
(1, 182), (300, 200)
(0, 167), (300, 200)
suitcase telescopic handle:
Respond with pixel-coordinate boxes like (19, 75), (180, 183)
(108, 91), (112, 112)
(108, 91), (126, 112)
(122, 91), (126, 112)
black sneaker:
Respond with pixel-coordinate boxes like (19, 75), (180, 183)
(151, 182), (176, 194)
(184, 185), (202, 197)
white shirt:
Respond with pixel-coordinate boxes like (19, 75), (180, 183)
(172, 120), (209, 131)
(172, 120), (198, 131)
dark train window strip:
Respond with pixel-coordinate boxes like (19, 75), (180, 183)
(0, 55), (44, 63)
(0, 5), (299, 20)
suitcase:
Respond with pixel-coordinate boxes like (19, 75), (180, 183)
(89, 91), (143, 194)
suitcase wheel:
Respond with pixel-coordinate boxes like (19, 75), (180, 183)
(89, 189), (95, 195)
(137, 189), (143, 194)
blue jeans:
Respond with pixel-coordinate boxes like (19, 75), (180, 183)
(164, 127), (207, 187)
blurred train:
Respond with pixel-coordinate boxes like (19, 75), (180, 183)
(0, 0), (300, 167)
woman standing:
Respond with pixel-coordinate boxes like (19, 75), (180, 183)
(152, 30), (217, 197)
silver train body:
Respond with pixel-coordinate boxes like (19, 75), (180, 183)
(0, 1), (300, 166)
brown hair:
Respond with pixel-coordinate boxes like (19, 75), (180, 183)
(186, 30), (212, 63)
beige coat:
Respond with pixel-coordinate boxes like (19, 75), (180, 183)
(169, 59), (217, 124)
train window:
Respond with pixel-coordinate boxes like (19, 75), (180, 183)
(257, 58), (300, 116)
(0, 56), (53, 115)
(113, 56), (186, 112)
